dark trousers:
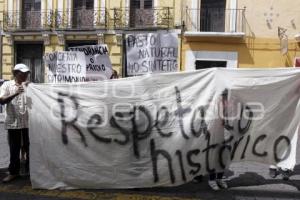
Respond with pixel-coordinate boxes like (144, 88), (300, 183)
(209, 172), (224, 180)
(8, 128), (29, 175)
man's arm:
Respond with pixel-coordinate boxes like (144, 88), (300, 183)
(0, 85), (24, 105)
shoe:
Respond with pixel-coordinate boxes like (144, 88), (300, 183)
(2, 174), (19, 183)
(208, 180), (220, 191)
(192, 175), (203, 183)
(217, 179), (228, 189)
(269, 167), (279, 178)
(281, 169), (292, 181)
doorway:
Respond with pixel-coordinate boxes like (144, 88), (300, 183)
(66, 40), (97, 50)
(16, 44), (44, 83)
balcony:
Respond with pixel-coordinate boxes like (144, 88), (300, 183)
(3, 7), (174, 32)
(112, 7), (174, 29)
(55, 8), (107, 30)
(4, 10), (54, 31)
(184, 8), (246, 37)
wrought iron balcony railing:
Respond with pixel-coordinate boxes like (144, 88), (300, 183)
(3, 7), (174, 31)
(55, 8), (107, 30)
(4, 10), (54, 31)
(185, 8), (245, 33)
(112, 7), (174, 29)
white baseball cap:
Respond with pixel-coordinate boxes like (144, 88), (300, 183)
(13, 63), (30, 73)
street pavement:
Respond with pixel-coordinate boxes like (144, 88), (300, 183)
(0, 122), (299, 200)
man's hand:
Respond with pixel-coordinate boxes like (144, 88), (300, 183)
(0, 84), (25, 105)
(23, 81), (30, 87)
(16, 85), (24, 95)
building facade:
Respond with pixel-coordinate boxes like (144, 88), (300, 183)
(0, 0), (299, 81)
(0, 0), (180, 81)
(183, 0), (300, 70)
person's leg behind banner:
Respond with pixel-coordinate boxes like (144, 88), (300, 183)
(3, 129), (22, 183)
(208, 173), (220, 191)
(269, 131), (298, 180)
(208, 172), (228, 191)
(21, 128), (29, 176)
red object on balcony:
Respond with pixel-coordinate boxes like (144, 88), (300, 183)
(295, 58), (300, 67)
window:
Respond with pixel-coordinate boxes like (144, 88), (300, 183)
(73, 0), (94, 28)
(22, 0), (41, 29)
(185, 51), (237, 71)
(131, 0), (141, 9)
(23, 0), (41, 11)
(195, 60), (227, 69)
(130, 0), (153, 27)
(74, 0), (94, 9)
(200, 0), (226, 32)
(131, 0), (153, 9)
(144, 0), (153, 9)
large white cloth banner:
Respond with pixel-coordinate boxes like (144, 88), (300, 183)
(126, 32), (179, 76)
(69, 45), (113, 80)
(28, 68), (300, 189)
(44, 51), (86, 83)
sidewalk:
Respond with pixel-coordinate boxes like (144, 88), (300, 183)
(0, 162), (299, 200)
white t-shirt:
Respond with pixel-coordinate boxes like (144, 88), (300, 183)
(0, 80), (28, 129)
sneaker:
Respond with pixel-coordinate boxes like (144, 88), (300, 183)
(281, 169), (292, 181)
(217, 179), (228, 189)
(2, 174), (19, 183)
(269, 167), (279, 178)
(192, 175), (203, 183)
(208, 180), (220, 191)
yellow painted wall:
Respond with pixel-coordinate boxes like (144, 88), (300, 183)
(183, 36), (300, 69)
(182, 0), (300, 69)
(174, 0), (182, 26)
(2, 34), (13, 79)
(183, 0), (300, 38)
(240, 0), (300, 38)
(0, 0), (5, 79)
(0, 0), (4, 15)
(107, 0), (123, 9)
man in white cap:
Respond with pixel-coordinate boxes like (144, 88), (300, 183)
(0, 63), (30, 183)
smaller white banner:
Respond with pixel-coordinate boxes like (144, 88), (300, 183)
(69, 45), (113, 80)
(126, 32), (179, 76)
(44, 51), (86, 83)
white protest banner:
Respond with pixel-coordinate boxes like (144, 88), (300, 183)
(44, 51), (86, 83)
(28, 68), (300, 189)
(126, 32), (178, 76)
(69, 45), (113, 80)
